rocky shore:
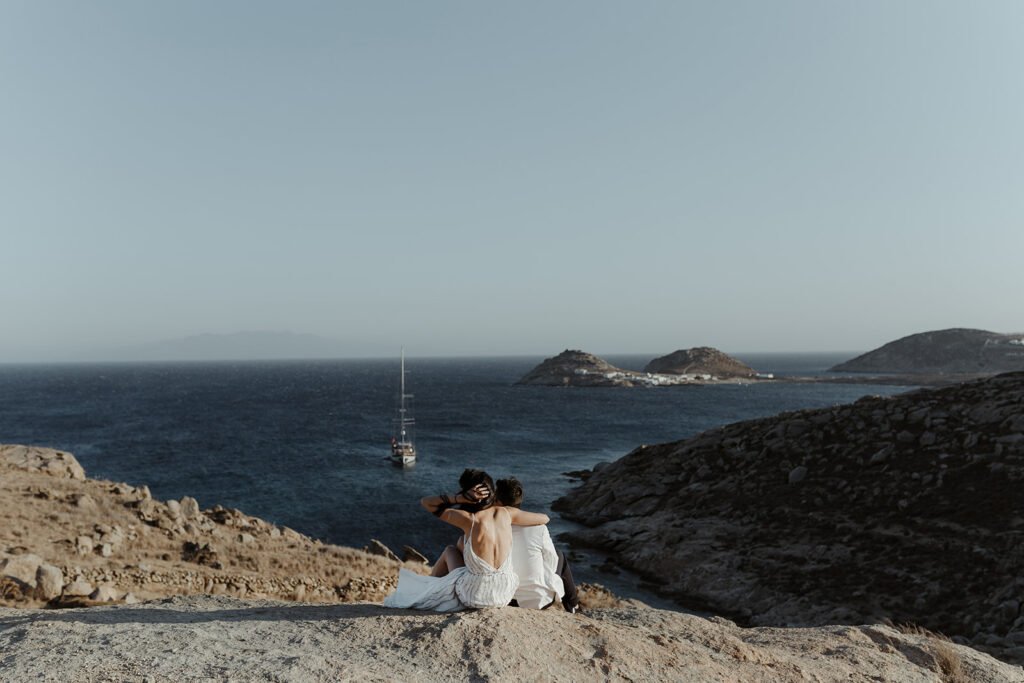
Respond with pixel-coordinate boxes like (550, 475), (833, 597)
(554, 372), (1024, 666)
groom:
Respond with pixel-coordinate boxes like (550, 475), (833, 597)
(495, 477), (580, 614)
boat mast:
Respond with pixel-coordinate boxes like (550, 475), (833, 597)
(399, 347), (412, 444)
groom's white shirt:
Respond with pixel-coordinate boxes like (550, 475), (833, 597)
(510, 525), (565, 609)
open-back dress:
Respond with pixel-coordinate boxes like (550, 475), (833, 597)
(383, 521), (519, 611)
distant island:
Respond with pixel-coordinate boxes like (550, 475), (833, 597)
(644, 347), (758, 379)
(831, 328), (1024, 375)
(517, 348), (766, 387)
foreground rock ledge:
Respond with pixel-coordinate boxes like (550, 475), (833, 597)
(1, 595), (1020, 682)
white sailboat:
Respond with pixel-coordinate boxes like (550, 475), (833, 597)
(390, 348), (416, 467)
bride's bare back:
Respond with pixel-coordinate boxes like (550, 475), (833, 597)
(438, 503), (549, 570)
(466, 506), (513, 570)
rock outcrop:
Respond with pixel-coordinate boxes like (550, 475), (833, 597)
(2, 594), (1021, 682)
(1, 444), (85, 480)
(644, 347), (758, 378)
(832, 328), (1024, 375)
(555, 372), (1024, 665)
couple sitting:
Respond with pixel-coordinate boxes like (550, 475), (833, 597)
(383, 469), (579, 613)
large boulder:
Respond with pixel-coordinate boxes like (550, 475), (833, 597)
(34, 564), (64, 600)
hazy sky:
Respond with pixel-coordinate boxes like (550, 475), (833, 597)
(2, 1), (1022, 361)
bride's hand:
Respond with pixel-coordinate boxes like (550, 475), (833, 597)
(464, 483), (490, 502)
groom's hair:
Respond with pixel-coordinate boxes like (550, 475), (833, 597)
(496, 478), (523, 508)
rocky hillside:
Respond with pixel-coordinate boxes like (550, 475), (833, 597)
(0, 445), (415, 608)
(3, 594), (1022, 682)
(832, 328), (1024, 375)
(644, 347), (758, 378)
(554, 372), (1024, 665)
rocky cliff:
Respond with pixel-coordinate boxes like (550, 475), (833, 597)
(832, 328), (1024, 375)
(644, 347), (758, 378)
(554, 372), (1024, 665)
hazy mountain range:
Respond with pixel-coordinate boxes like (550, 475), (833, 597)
(97, 331), (383, 362)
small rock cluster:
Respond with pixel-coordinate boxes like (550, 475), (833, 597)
(555, 371), (1024, 664)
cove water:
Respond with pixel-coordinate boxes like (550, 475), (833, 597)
(0, 354), (912, 606)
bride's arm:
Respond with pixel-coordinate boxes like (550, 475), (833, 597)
(507, 507), (549, 527)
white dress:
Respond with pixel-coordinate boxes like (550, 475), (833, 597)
(383, 524), (519, 612)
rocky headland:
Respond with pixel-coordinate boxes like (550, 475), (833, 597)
(832, 328), (1024, 375)
(645, 347), (759, 378)
(554, 372), (1024, 665)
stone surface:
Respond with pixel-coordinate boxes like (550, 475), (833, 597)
(2, 595), (1022, 683)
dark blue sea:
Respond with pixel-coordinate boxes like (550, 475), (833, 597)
(0, 353), (912, 605)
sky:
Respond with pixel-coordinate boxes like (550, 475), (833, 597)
(2, 1), (1022, 361)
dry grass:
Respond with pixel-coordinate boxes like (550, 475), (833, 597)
(0, 576), (28, 603)
(578, 582), (630, 609)
(889, 621), (968, 683)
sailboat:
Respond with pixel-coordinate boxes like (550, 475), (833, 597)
(390, 348), (416, 467)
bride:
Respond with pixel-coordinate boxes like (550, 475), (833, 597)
(383, 472), (549, 611)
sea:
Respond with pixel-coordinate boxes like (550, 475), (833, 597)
(0, 353), (914, 607)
